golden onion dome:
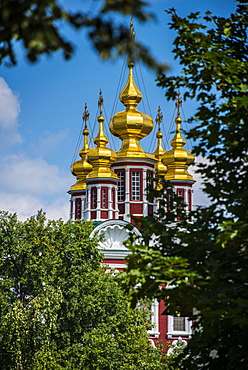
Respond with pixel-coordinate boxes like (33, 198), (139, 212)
(162, 93), (195, 182)
(87, 91), (118, 180)
(69, 105), (93, 192)
(109, 60), (154, 158)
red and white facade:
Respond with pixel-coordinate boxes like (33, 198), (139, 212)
(111, 158), (157, 222)
(68, 63), (195, 349)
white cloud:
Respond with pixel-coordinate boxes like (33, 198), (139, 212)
(0, 154), (72, 195)
(0, 79), (73, 222)
(45, 197), (70, 221)
(0, 192), (69, 221)
(0, 154), (73, 221)
(0, 77), (20, 129)
(190, 156), (211, 208)
(0, 193), (43, 221)
(0, 77), (22, 147)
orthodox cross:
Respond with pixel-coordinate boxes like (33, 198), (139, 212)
(175, 91), (182, 117)
(82, 103), (90, 129)
(98, 89), (104, 116)
(155, 106), (163, 132)
(130, 20), (136, 42)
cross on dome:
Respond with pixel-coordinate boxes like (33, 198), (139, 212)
(82, 103), (90, 129)
(155, 106), (163, 132)
(175, 91), (182, 118)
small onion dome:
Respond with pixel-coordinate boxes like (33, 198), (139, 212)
(154, 131), (167, 188)
(87, 94), (118, 180)
(69, 127), (93, 191)
(109, 61), (154, 158)
(153, 107), (167, 190)
(153, 107), (167, 177)
(162, 116), (195, 182)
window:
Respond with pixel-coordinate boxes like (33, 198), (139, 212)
(178, 190), (183, 198)
(139, 302), (153, 321)
(117, 170), (125, 201)
(101, 187), (108, 208)
(173, 317), (185, 331)
(146, 171), (153, 194)
(167, 189), (173, 211)
(75, 198), (82, 220)
(131, 171), (140, 200)
(177, 189), (185, 207)
(167, 315), (192, 339)
(91, 187), (97, 209)
(139, 299), (159, 338)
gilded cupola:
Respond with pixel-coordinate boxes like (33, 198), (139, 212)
(109, 22), (154, 159)
(86, 91), (118, 179)
(69, 104), (93, 191)
(162, 92), (195, 182)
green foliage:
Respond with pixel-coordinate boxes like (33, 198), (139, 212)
(158, 2), (248, 217)
(123, 2), (248, 369)
(0, 0), (166, 72)
(0, 210), (169, 369)
(1, 286), (62, 369)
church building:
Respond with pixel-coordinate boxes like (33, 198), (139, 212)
(68, 24), (195, 348)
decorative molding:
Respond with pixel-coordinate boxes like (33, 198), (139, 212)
(91, 219), (141, 252)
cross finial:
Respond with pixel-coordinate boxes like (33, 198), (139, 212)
(175, 91), (182, 117)
(82, 103), (90, 129)
(98, 90), (104, 116)
(128, 20), (136, 65)
(130, 20), (136, 43)
(155, 106), (163, 132)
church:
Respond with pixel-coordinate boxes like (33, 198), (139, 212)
(68, 24), (195, 349)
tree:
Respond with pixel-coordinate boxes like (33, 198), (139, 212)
(123, 1), (248, 369)
(0, 0), (165, 72)
(0, 210), (168, 369)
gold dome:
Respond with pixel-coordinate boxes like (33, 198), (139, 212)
(162, 93), (195, 182)
(109, 61), (154, 158)
(69, 105), (93, 192)
(87, 91), (118, 180)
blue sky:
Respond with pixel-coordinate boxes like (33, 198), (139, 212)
(0, 0), (237, 220)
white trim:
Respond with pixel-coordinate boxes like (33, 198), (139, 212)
(113, 157), (157, 166)
(148, 299), (160, 338)
(102, 250), (131, 259)
(102, 263), (126, 269)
